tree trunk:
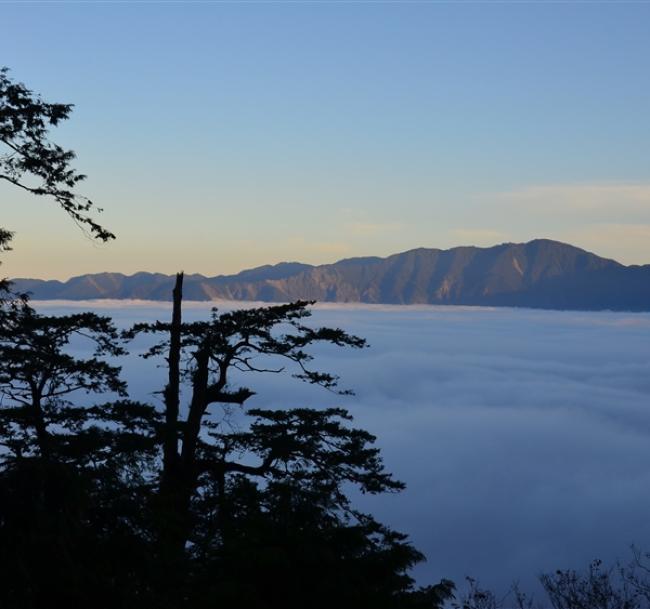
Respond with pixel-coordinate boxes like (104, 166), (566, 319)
(156, 272), (190, 600)
(162, 272), (183, 479)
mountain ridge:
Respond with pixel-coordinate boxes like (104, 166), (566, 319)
(12, 239), (650, 311)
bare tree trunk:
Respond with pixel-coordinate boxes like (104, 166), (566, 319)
(156, 272), (189, 601)
(163, 272), (183, 478)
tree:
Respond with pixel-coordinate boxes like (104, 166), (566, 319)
(539, 559), (645, 609)
(190, 406), (456, 608)
(0, 67), (114, 242)
(0, 305), (126, 460)
(1, 66), (113, 304)
(122, 274), (454, 608)
(0, 284), (454, 608)
(456, 552), (650, 609)
(126, 277), (368, 561)
(0, 304), (158, 608)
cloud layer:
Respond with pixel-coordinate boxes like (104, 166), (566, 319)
(37, 301), (650, 596)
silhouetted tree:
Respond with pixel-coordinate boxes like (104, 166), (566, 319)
(0, 305), (126, 459)
(126, 287), (366, 550)
(0, 67), (114, 242)
(190, 406), (455, 608)
(120, 275), (454, 608)
(457, 552), (650, 609)
(1, 66), (112, 309)
(0, 304), (158, 608)
(0, 283), (454, 608)
(539, 559), (644, 609)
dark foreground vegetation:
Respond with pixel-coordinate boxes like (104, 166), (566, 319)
(0, 279), (456, 608)
(457, 553), (650, 609)
(2, 66), (649, 609)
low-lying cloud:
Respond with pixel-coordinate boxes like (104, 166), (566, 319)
(36, 301), (650, 596)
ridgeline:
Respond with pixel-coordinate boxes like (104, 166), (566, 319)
(15, 239), (650, 311)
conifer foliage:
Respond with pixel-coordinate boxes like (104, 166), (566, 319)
(0, 284), (454, 608)
(0, 67), (114, 242)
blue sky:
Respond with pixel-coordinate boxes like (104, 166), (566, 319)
(2, 1), (650, 279)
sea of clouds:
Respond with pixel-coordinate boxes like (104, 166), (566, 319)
(35, 300), (650, 596)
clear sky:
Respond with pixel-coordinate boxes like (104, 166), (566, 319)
(2, 0), (650, 279)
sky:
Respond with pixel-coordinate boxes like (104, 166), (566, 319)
(2, 1), (650, 279)
(35, 300), (650, 595)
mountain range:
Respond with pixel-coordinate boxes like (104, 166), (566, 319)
(12, 239), (650, 311)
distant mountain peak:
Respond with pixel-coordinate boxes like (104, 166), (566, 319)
(11, 239), (650, 311)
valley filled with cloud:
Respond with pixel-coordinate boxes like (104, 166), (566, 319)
(37, 300), (650, 595)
